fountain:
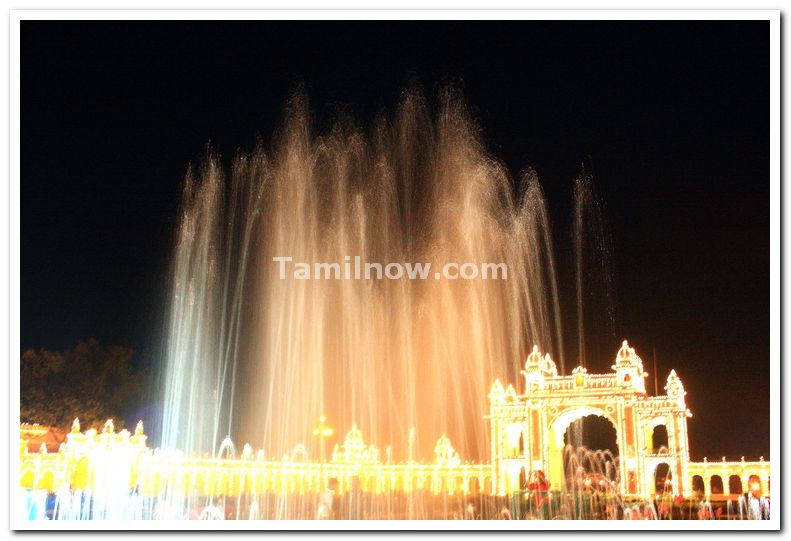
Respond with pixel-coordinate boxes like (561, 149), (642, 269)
(161, 88), (564, 464)
(17, 89), (771, 521)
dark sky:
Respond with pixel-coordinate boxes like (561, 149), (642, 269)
(21, 21), (769, 459)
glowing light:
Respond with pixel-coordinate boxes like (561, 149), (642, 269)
(312, 416), (334, 438)
(17, 337), (771, 519)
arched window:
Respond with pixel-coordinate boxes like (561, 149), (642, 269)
(692, 475), (705, 494)
(728, 475), (743, 495)
(654, 463), (672, 493)
(519, 467), (528, 490)
(747, 474), (762, 493)
(454, 476), (463, 494)
(651, 425), (669, 452)
(518, 432), (525, 454)
(483, 476), (493, 495)
(710, 475), (724, 494)
(505, 424), (523, 458)
(20, 469), (34, 489)
(469, 476), (480, 495)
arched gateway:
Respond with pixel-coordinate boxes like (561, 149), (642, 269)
(19, 340), (770, 501)
(487, 341), (694, 496)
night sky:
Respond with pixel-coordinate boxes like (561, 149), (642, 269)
(21, 21), (769, 459)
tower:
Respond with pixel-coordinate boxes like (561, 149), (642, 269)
(612, 340), (648, 394)
(521, 345), (558, 390)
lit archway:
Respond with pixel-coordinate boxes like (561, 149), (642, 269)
(747, 474), (762, 493)
(72, 457), (90, 490)
(728, 475), (743, 495)
(549, 408), (619, 493)
(651, 425), (669, 453)
(654, 463), (671, 494)
(692, 475), (705, 495)
(20, 469), (34, 489)
(483, 477), (493, 495)
(469, 476), (480, 495)
(564, 415), (619, 454)
(710, 475), (724, 495)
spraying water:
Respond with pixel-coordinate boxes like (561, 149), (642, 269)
(161, 89), (565, 463)
(568, 165), (617, 449)
(19, 90), (771, 522)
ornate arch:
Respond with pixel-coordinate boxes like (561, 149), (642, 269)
(549, 406), (619, 448)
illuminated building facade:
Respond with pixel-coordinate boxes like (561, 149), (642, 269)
(19, 341), (770, 500)
(488, 341), (770, 498)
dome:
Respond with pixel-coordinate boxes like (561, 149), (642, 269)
(523, 345), (558, 377)
(540, 353), (558, 377)
(332, 425), (380, 464)
(611, 339), (647, 393)
(665, 369), (686, 400)
(434, 434), (461, 466)
(612, 339), (644, 370)
(617, 340), (634, 361)
(525, 345), (542, 370)
(489, 379), (505, 403)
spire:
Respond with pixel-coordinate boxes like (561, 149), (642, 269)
(332, 425), (380, 464)
(612, 339), (647, 393)
(522, 345), (558, 391)
(541, 353), (558, 377)
(489, 379), (505, 404)
(434, 434), (461, 466)
(525, 345), (542, 370)
(665, 369), (687, 407)
(615, 340), (635, 363)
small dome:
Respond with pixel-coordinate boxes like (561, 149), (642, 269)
(489, 379), (505, 403)
(540, 353), (558, 377)
(617, 340), (634, 361)
(346, 424), (363, 443)
(665, 369), (686, 400)
(434, 434), (461, 466)
(525, 345), (542, 368)
(524, 345), (557, 377)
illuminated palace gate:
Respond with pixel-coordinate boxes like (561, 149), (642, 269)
(20, 341), (769, 500)
(487, 341), (770, 498)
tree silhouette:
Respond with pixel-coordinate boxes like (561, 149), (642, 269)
(20, 338), (143, 430)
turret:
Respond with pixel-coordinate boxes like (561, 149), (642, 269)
(665, 369), (687, 408)
(611, 340), (647, 393)
(489, 379), (505, 405)
(521, 345), (558, 390)
(331, 425), (380, 464)
(434, 434), (461, 466)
